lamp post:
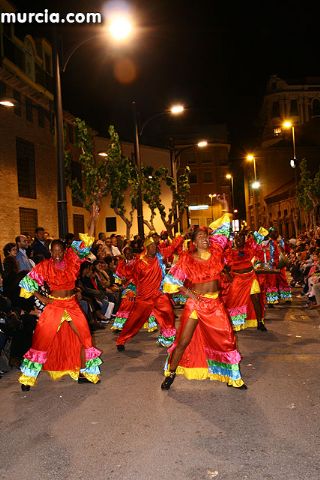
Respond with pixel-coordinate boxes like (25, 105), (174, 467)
(133, 104), (185, 238)
(282, 120), (297, 168)
(52, 14), (134, 238)
(246, 154), (260, 229)
(0, 97), (16, 108)
(208, 193), (216, 221)
(171, 140), (209, 232)
(225, 173), (234, 212)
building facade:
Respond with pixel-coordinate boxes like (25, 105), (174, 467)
(177, 124), (231, 228)
(244, 75), (320, 235)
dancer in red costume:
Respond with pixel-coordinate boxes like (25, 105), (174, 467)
(18, 205), (102, 391)
(223, 231), (267, 331)
(111, 246), (157, 333)
(116, 235), (184, 351)
(260, 228), (292, 306)
(161, 195), (247, 390)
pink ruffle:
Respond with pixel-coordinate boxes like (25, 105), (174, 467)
(228, 305), (247, 316)
(116, 310), (130, 317)
(161, 328), (176, 338)
(24, 348), (47, 364)
(210, 234), (228, 249)
(168, 265), (187, 282)
(205, 347), (241, 365)
(29, 270), (45, 286)
(85, 347), (102, 360)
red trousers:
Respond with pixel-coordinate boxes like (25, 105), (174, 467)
(116, 292), (175, 346)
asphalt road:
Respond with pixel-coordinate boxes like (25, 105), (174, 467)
(0, 292), (319, 480)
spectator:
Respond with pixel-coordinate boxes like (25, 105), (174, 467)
(110, 235), (121, 257)
(15, 235), (35, 272)
(30, 227), (51, 259)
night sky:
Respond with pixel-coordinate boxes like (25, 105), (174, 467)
(11, 0), (318, 209)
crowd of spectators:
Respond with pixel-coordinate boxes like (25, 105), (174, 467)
(0, 228), (145, 378)
(287, 229), (320, 306)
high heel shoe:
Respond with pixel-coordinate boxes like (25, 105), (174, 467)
(161, 372), (176, 390)
(257, 321), (267, 331)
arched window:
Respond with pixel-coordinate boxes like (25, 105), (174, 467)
(312, 99), (320, 117)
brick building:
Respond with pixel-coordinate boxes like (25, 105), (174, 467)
(244, 75), (320, 235)
(176, 124), (231, 228)
(0, 0), (174, 250)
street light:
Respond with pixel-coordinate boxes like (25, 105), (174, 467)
(225, 173), (234, 211)
(0, 97), (17, 108)
(133, 103), (185, 239)
(208, 193), (217, 221)
(246, 153), (260, 228)
(170, 140), (209, 233)
(53, 13), (134, 238)
(282, 120), (297, 168)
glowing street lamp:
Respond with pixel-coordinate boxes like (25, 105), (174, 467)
(225, 173), (234, 211)
(108, 15), (134, 42)
(197, 140), (208, 148)
(246, 153), (257, 180)
(0, 97), (16, 108)
(251, 180), (261, 190)
(282, 119), (297, 168)
(133, 102), (185, 238)
(170, 104), (185, 115)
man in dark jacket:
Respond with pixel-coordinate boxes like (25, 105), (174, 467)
(30, 227), (51, 259)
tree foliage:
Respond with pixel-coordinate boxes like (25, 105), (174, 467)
(65, 118), (109, 210)
(142, 165), (191, 236)
(105, 126), (139, 238)
(297, 158), (320, 230)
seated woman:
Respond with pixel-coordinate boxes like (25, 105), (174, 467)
(18, 204), (102, 391)
(161, 195), (246, 390)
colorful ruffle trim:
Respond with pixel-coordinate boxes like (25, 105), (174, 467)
(279, 289), (292, 300)
(143, 315), (158, 332)
(172, 294), (187, 305)
(111, 315), (128, 331)
(157, 328), (176, 347)
(164, 365), (244, 387)
(162, 273), (184, 294)
(233, 319), (258, 331)
(71, 233), (94, 258)
(266, 290), (279, 304)
(19, 346), (102, 386)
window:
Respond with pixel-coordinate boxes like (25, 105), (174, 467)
(71, 161), (83, 207)
(44, 53), (52, 75)
(13, 90), (21, 116)
(312, 99), (320, 117)
(19, 207), (38, 234)
(0, 81), (6, 97)
(25, 98), (33, 122)
(290, 99), (298, 115)
(189, 173), (198, 184)
(271, 101), (280, 118)
(16, 137), (36, 198)
(38, 106), (45, 128)
(106, 217), (117, 232)
(73, 214), (85, 239)
(203, 171), (213, 183)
